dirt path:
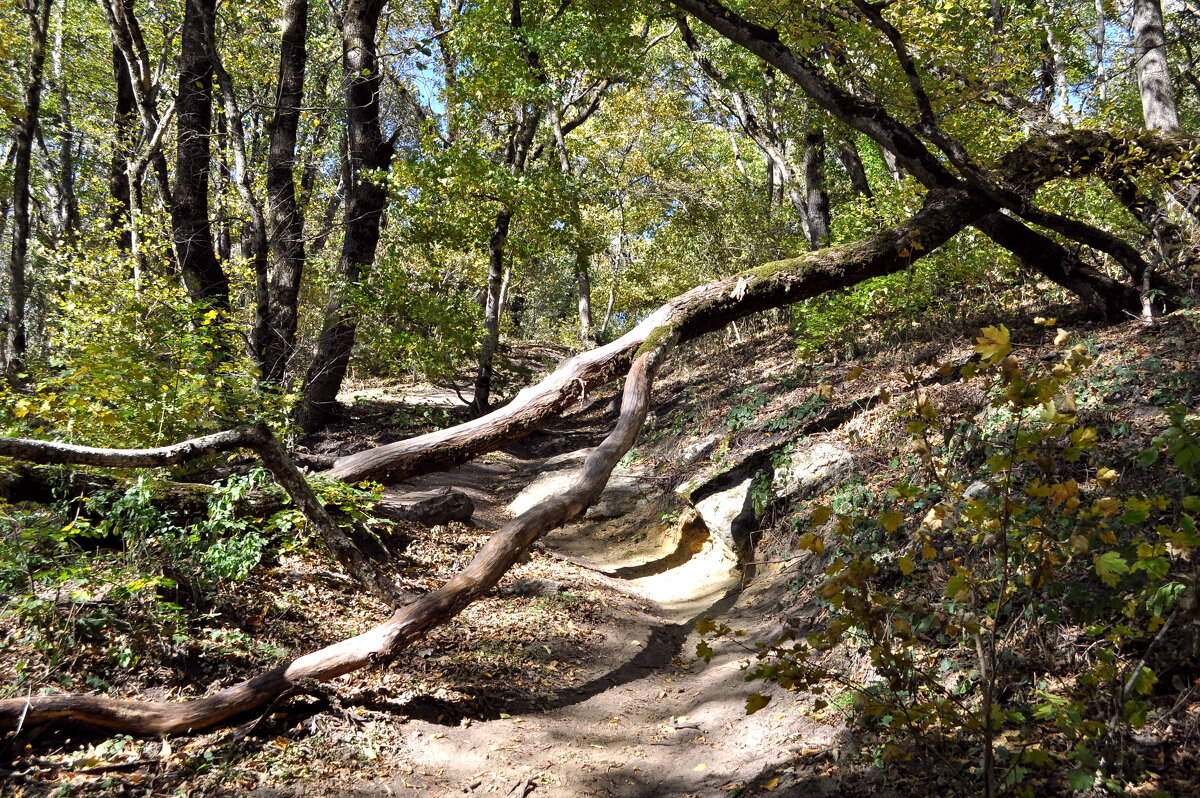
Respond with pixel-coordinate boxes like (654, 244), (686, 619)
(368, 513), (841, 798)
(317, 381), (844, 797)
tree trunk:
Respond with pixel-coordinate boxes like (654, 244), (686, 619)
(803, 129), (831, 248)
(51, 5), (79, 239)
(212, 58), (270, 367)
(298, 0), (393, 432)
(836, 138), (873, 198)
(472, 207), (512, 415)
(1094, 0), (1107, 102)
(1181, 35), (1200, 107)
(576, 248), (594, 344)
(260, 0), (310, 387)
(548, 99), (595, 345)
(1044, 0), (1070, 117)
(97, 0), (173, 214)
(880, 147), (904, 184)
(328, 130), (1172, 484)
(6, 0), (53, 381)
(171, 0), (229, 307)
(107, 10), (136, 251)
(1131, 0), (1198, 220)
(1132, 0), (1181, 133)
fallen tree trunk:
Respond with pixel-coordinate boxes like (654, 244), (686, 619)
(0, 327), (677, 735)
(328, 131), (1194, 485)
(329, 191), (991, 484)
(2, 130), (1194, 737)
(0, 467), (472, 530)
(0, 424), (406, 605)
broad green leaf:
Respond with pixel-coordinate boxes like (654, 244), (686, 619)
(745, 693), (771, 714)
(1094, 551), (1128, 587)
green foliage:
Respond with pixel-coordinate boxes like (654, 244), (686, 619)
(0, 464), (370, 685)
(725, 385), (770, 431)
(345, 248), (479, 382)
(701, 327), (1199, 795)
(0, 253), (288, 446)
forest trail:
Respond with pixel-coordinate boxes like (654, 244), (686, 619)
(313, 383), (844, 798)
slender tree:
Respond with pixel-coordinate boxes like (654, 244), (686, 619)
(1132, 0), (1181, 133)
(5, 0), (53, 380)
(259, 0), (310, 386)
(171, 0), (228, 307)
(107, 2), (137, 252)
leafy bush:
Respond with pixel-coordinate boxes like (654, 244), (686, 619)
(0, 465), (345, 685)
(0, 258), (286, 446)
(700, 325), (1199, 796)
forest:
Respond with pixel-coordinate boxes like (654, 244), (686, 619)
(1, 0), (1199, 794)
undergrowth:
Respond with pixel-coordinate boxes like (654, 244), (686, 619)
(700, 322), (1200, 797)
(0, 467), (382, 694)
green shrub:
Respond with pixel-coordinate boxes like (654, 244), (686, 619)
(701, 325), (1199, 796)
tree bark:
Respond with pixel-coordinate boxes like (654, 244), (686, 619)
(50, 4), (79, 240)
(97, 0), (173, 214)
(212, 56), (270, 365)
(1133, 0), (1181, 134)
(6, 0), (53, 381)
(678, 16), (822, 245)
(803, 129), (831, 248)
(1131, 0), (1199, 220)
(1094, 0), (1107, 102)
(108, 28), (136, 252)
(548, 99), (595, 344)
(1044, 0), (1070, 117)
(576, 247), (594, 344)
(172, 0), (229, 307)
(260, 0), (310, 387)
(836, 138), (873, 198)
(472, 206), (513, 415)
(672, 0), (1193, 297)
(298, 0), (394, 433)
(470, 97), (544, 415)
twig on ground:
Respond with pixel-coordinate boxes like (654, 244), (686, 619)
(509, 776), (538, 797)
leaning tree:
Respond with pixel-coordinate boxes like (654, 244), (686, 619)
(1, 0), (1197, 735)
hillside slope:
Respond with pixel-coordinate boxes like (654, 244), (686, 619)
(4, 308), (1200, 797)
